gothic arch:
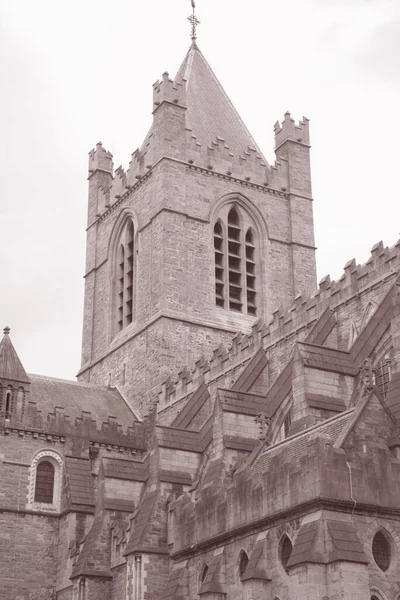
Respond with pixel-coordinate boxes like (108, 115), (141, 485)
(237, 548), (250, 580)
(370, 588), (388, 600)
(108, 208), (139, 340)
(209, 192), (269, 241)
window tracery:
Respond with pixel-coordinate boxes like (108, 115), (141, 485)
(213, 204), (258, 315)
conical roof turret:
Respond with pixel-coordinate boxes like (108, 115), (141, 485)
(0, 327), (30, 384)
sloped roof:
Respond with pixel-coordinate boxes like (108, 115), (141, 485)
(171, 382), (209, 429)
(160, 566), (188, 600)
(64, 457), (95, 508)
(252, 410), (353, 478)
(231, 346), (268, 392)
(241, 538), (270, 581)
(124, 490), (168, 556)
(28, 374), (137, 427)
(175, 43), (266, 160)
(0, 328), (30, 384)
(219, 388), (268, 417)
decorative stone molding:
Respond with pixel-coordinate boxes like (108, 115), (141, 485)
(26, 449), (64, 512)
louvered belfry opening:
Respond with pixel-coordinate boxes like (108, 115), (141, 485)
(117, 220), (134, 332)
(227, 207), (242, 312)
(214, 220), (225, 307)
(214, 205), (258, 316)
(372, 531), (391, 571)
(34, 461), (55, 504)
(245, 228), (256, 315)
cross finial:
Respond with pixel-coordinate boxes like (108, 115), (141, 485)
(188, 0), (200, 42)
(3, 326), (10, 335)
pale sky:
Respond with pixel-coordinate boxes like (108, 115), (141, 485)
(0, 0), (399, 380)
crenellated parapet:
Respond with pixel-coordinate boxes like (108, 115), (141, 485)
(157, 238), (400, 411)
(88, 141), (114, 176)
(153, 71), (187, 110)
(274, 111), (310, 150)
(2, 403), (150, 451)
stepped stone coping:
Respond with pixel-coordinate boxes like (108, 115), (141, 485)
(306, 394), (346, 413)
(219, 388), (268, 417)
(224, 435), (258, 452)
(156, 416), (213, 453)
(102, 456), (149, 482)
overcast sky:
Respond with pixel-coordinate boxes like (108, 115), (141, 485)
(0, 0), (399, 380)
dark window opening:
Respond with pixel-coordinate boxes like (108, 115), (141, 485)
(372, 532), (390, 572)
(34, 461), (55, 504)
(200, 564), (208, 583)
(239, 551), (249, 578)
(5, 391), (12, 417)
(280, 535), (293, 573)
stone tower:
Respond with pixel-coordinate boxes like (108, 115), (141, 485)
(78, 42), (317, 415)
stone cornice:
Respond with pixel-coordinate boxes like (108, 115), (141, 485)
(171, 496), (400, 560)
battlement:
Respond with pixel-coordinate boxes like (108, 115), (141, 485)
(274, 112), (310, 149)
(157, 238), (400, 409)
(88, 142), (114, 176)
(2, 402), (155, 451)
(153, 72), (187, 111)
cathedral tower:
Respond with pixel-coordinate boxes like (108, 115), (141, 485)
(78, 42), (317, 415)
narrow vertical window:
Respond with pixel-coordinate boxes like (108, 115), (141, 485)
(214, 221), (225, 307)
(34, 461), (55, 503)
(228, 207), (242, 312)
(117, 244), (125, 332)
(245, 228), (256, 315)
(115, 220), (135, 332)
(125, 221), (134, 325)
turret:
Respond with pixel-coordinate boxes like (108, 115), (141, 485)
(87, 142), (114, 226)
(0, 327), (30, 424)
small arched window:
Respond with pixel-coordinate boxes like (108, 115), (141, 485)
(200, 563), (209, 584)
(214, 205), (258, 315)
(5, 386), (12, 417)
(34, 460), (55, 503)
(116, 219), (135, 332)
(280, 535), (293, 574)
(238, 550), (249, 579)
(372, 531), (391, 572)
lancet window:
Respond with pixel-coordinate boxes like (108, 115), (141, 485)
(116, 220), (135, 331)
(213, 205), (257, 315)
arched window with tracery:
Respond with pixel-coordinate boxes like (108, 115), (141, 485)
(34, 460), (55, 503)
(116, 219), (135, 332)
(213, 204), (258, 316)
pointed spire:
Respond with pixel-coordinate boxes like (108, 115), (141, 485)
(0, 327), (30, 384)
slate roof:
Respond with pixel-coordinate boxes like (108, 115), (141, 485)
(286, 521), (320, 567)
(0, 329), (30, 384)
(65, 457), (95, 508)
(28, 374), (137, 427)
(175, 43), (266, 160)
(252, 410), (353, 477)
